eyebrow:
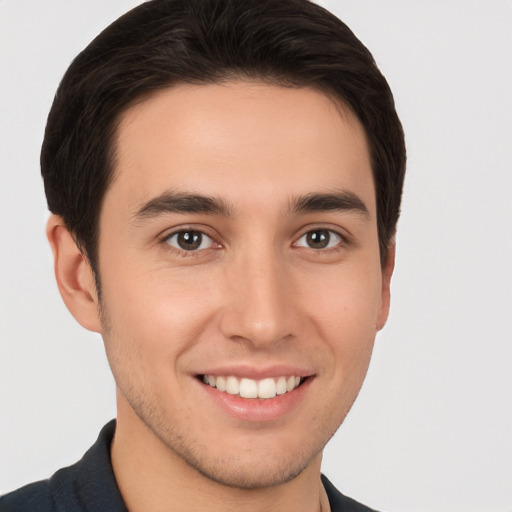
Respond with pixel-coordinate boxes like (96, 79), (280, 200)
(133, 192), (232, 220)
(290, 191), (370, 218)
(133, 189), (370, 221)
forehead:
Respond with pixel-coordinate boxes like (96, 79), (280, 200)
(109, 81), (375, 216)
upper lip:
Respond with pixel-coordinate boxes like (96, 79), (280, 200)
(195, 364), (314, 380)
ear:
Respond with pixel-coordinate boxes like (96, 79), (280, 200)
(46, 215), (102, 333)
(376, 240), (395, 331)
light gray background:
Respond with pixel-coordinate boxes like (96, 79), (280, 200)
(1, 1), (511, 510)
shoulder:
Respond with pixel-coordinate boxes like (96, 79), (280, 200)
(0, 462), (83, 512)
(322, 475), (379, 512)
(0, 421), (122, 512)
(0, 480), (53, 512)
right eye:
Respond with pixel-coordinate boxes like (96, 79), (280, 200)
(164, 230), (215, 252)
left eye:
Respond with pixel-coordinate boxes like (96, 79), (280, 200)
(165, 230), (214, 251)
(295, 229), (342, 250)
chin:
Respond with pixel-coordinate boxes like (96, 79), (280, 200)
(146, 411), (326, 490)
(177, 446), (316, 490)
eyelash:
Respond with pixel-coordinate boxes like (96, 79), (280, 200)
(292, 228), (347, 252)
(160, 228), (220, 257)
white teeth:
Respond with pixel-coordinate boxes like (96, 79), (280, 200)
(276, 376), (287, 395)
(216, 375), (226, 392)
(239, 378), (258, 398)
(258, 378), (277, 399)
(225, 376), (239, 395)
(202, 374), (303, 399)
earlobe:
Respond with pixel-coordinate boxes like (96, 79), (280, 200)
(46, 215), (102, 333)
(377, 241), (396, 331)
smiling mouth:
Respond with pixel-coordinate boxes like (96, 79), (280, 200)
(199, 374), (305, 399)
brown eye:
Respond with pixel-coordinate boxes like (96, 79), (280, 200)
(295, 229), (342, 250)
(166, 230), (213, 251)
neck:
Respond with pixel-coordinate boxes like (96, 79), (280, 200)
(111, 398), (329, 512)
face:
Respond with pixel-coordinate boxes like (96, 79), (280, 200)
(96, 81), (392, 488)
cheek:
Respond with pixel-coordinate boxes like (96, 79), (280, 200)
(300, 261), (383, 334)
(99, 267), (216, 377)
(299, 262), (382, 379)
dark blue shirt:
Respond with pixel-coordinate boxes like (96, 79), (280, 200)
(1, 421), (376, 511)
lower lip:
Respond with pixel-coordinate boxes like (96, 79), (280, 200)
(198, 377), (312, 422)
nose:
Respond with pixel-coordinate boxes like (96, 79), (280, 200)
(219, 247), (298, 348)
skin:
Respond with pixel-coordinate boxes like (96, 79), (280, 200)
(47, 81), (394, 512)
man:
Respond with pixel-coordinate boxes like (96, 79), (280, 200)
(1, 0), (405, 510)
